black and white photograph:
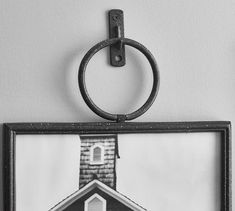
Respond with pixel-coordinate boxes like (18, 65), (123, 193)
(4, 122), (230, 211)
(0, 1), (234, 211)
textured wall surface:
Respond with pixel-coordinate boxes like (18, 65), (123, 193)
(0, 0), (235, 210)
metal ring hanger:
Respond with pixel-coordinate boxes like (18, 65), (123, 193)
(78, 10), (160, 122)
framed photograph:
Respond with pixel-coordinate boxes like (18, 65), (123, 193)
(3, 121), (231, 211)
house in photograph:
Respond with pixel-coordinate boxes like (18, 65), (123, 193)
(49, 135), (146, 211)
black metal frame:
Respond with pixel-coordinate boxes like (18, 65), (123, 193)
(3, 121), (231, 211)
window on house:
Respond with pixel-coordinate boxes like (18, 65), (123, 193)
(90, 144), (104, 165)
(84, 194), (106, 211)
(93, 146), (101, 162)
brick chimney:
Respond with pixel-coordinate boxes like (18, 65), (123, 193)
(79, 135), (119, 190)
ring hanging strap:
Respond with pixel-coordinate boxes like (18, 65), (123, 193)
(78, 37), (160, 122)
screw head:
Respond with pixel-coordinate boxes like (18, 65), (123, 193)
(112, 14), (120, 21)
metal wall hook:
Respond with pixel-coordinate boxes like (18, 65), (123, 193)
(109, 9), (125, 67)
(78, 9), (160, 122)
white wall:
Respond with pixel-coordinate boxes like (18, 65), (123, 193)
(0, 0), (234, 209)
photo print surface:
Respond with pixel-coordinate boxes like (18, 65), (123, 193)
(15, 132), (221, 211)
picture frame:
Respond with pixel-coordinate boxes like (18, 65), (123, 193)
(3, 121), (231, 211)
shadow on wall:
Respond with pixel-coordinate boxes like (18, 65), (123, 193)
(56, 46), (94, 121)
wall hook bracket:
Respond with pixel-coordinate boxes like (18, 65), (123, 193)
(78, 9), (160, 121)
(109, 9), (126, 67)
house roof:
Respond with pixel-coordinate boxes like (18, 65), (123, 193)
(49, 179), (147, 211)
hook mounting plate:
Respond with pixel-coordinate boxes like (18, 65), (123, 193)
(109, 9), (126, 67)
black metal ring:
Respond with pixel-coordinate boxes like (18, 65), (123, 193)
(78, 38), (160, 122)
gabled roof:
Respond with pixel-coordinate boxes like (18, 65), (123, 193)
(49, 179), (147, 211)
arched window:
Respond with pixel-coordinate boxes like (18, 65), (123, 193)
(90, 144), (104, 165)
(84, 193), (106, 211)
